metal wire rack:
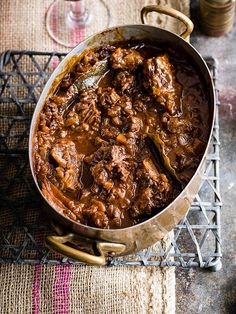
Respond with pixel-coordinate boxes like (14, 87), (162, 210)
(0, 50), (222, 270)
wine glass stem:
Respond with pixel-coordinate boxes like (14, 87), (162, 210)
(69, 0), (88, 23)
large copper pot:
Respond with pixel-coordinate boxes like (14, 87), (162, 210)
(29, 6), (215, 265)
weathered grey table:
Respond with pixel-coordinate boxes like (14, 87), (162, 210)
(176, 2), (236, 313)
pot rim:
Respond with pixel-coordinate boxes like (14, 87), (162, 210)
(29, 23), (215, 233)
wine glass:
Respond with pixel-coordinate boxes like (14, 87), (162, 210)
(46, 0), (111, 48)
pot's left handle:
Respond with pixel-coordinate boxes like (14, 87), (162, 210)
(141, 5), (194, 39)
(46, 233), (126, 266)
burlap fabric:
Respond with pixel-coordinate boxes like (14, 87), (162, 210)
(0, 0), (189, 52)
(0, 265), (175, 314)
(0, 1), (190, 313)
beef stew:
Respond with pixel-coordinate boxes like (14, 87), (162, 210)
(33, 41), (210, 229)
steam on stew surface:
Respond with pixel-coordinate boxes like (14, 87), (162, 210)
(33, 41), (210, 229)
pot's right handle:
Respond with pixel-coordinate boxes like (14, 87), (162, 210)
(46, 233), (126, 266)
(141, 5), (194, 39)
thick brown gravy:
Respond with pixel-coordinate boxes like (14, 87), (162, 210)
(33, 41), (210, 229)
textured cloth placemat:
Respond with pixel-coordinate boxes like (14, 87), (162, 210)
(0, 265), (175, 314)
(0, 0), (189, 52)
(0, 0), (190, 313)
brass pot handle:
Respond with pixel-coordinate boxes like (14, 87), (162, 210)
(46, 233), (126, 266)
(141, 5), (194, 39)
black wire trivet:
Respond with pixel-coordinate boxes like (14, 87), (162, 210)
(0, 50), (222, 270)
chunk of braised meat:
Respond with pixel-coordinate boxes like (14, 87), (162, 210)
(83, 145), (136, 228)
(55, 165), (80, 192)
(117, 95), (134, 117)
(159, 112), (205, 172)
(110, 145), (132, 180)
(133, 94), (151, 112)
(50, 139), (82, 191)
(176, 138), (205, 169)
(96, 43), (116, 59)
(51, 139), (77, 167)
(100, 118), (120, 139)
(111, 131), (137, 156)
(106, 203), (124, 227)
(115, 116), (143, 153)
(98, 87), (120, 109)
(39, 98), (65, 133)
(162, 135), (204, 173)
(98, 87), (135, 137)
(157, 136), (205, 176)
(65, 89), (101, 133)
(35, 130), (55, 164)
(129, 117), (142, 133)
(116, 133), (138, 155)
(34, 150), (55, 181)
(106, 179), (136, 227)
(36, 99), (64, 173)
(84, 145), (110, 164)
(143, 55), (173, 96)
(76, 51), (100, 73)
(85, 145), (131, 183)
(143, 55), (181, 115)
(161, 112), (193, 134)
(108, 95), (134, 127)
(113, 71), (136, 94)
(130, 158), (173, 218)
(98, 87), (134, 116)
(60, 72), (75, 89)
(142, 158), (161, 182)
(90, 161), (114, 190)
(78, 190), (114, 228)
(75, 44), (115, 74)
(42, 179), (84, 222)
(82, 199), (109, 228)
(110, 48), (143, 71)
